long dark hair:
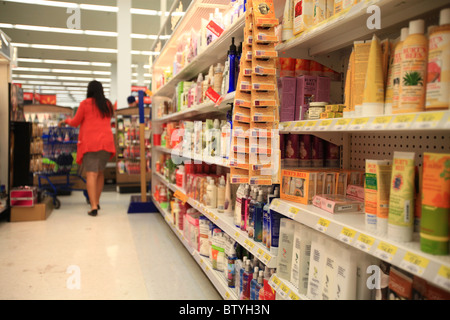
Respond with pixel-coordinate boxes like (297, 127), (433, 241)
(86, 80), (113, 118)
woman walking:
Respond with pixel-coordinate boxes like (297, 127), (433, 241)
(59, 80), (116, 216)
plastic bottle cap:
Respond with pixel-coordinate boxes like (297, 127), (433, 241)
(409, 19), (424, 35)
(400, 27), (409, 41)
(440, 8), (450, 26)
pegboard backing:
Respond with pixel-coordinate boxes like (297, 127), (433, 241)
(349, 131), (450, 170)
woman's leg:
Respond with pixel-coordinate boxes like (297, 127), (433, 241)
(96, 171), (104, 207)
(86, 171), (99, 210)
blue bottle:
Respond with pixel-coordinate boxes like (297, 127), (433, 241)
(249, 266), (259, 300)
(227, 37), (237, 93)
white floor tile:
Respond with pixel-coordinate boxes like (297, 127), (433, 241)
(0, 190), (222, 300)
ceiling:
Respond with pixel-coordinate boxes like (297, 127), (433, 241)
(0, 0), (192, 107)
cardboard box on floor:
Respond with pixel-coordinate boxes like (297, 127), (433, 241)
(10, 197), (53, 222)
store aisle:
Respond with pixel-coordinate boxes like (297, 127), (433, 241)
(0, 190), (222, 300)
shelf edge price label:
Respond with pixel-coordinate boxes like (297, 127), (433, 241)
(317, 119), (333, 131)
(349, 117), (370, 130)
(374, 241), (397, 262)
(256, 248), (264, 258)
(411, 111), (445, 129)
(293, 121), (306, 131)
(400, 252), (430, 276)
(271, 199), (281, 209)
(338, 227), (356, 244)
(390, 114), (416, 129)
(270, 275), (281, 289)
(263, 253), (272, 264)
(354, 233), (375, 252)
(369, 116), (392, 130)
(334, 118), (351, 131)
(288, 206), (299, 218)
(281, 122), (292, 131)
(289, 291), (300, 300)
(315, 217), (331, 233)
(278, 282), (290, 299)
(434, 265), (450, 291)
(304, 120), (318, 131)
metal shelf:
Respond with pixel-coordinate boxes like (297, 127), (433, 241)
(154, 91), (235, 122)
(269, 199), (450, 292)
(280, 111), (450, 134)
(154, 172), (278, 268)
(276, 0), (449, 57)
(153, 15), (245, 98)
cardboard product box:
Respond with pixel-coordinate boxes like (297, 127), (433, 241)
(278, 77), (297, 122)
(281, 169), (318, 205)
(10, 196), (53, 222)
(295, 76), (331, 120)
(312, 194), (364, 214)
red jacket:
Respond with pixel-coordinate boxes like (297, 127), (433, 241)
(65, 98), (116, 165)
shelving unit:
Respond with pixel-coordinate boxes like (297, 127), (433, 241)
(115, 107), (152, 193)
(151, 0), (450, 299)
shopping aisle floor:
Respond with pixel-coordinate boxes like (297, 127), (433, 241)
(0, 190), (222, 300)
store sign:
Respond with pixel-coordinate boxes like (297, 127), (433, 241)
(206, 20), (224, 38)
(23, 92), (34, 101)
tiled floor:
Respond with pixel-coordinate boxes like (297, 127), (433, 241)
(0, 190), (222, 300)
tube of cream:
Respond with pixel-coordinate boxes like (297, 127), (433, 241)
(420, 152), (450, 255)
(376, 162), (392, 235)
(365, 159), (390, 232)
(388, 151), (415, 242)
(362, 34), (385, 116)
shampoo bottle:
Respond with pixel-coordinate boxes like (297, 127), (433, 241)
(235, 184), (245, 227)
(255, 270), (264, 300)
(426, 8), (450, 111)
(398, 19), (428, 113)
(207, 179), (217, 209)
(228, 37), (237, 93)
(242, 259), (253, 300)
(249, 266), (259, 300)
(217, 175), (226, 212)
(227, 246), (237, 288)
(247, 187), (257, 237)
(224, 173), (233, 216)
(240, 185), (251, 232)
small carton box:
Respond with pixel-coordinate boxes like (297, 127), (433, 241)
(312, 194), (364, 214)
(281, 169), (318, 205)
(10, 197), (53, 222)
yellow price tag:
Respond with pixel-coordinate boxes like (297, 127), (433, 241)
(316, 217), (331, 233)
(438, 265), (450, 280)
(435, 265), (450, 290)
(264, 253), (272, 263)
(272, 199), (280, 207)
(338, 227), (356, 244)
(400, 252), (430, 276)
(279, 283), (290, 296)
(318, 120), (333, 130)
(350, 117), (369, 130)
(235, 231), (240, 238)
(257, 248), (264, 257)
(373, 116), (392, 124)
(294, 121), (306, 130)
(355, 233), (375, 252)
(374, 241), (398, 261)
(289, 291), (300, 300)
(394, 114), (415, 123)
(271, 275), (281, 287)
(304, 121), (318, 131)
(413, 112), (445, 129)
(289, 206), (299, 217)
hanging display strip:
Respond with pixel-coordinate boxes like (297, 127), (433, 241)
(268, 274), (310, 301)
(154, 172), (278, 268)
(230, 0), (281, 186)
(279, 111), (450, 133)
(152, 196), (239, 300)
(269, 199), (450, 292)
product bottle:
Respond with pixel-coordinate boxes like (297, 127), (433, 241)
(241, 260), (253, 300)
(196, 73), (204, 105)
(224, 173), (233, 216)
(426, 8), (450, 111)
(263, 267), (276, 300)
(249, 266), (259, 300)
(221, 111), (232, 159)
(214, 63), (223, 94)
(398, 19), (428, 113)
(255, 270), (264, 300)
(206, 179), (217, 209)
(211, 119), (221, 157)
(235, 184), (245, 227)
(228, 37), (237, 93)
(227, 246), (237, 288)
(253, 190), (265, 243)
(217, 176), (226, 212)
(240, 185), (250, 231)
(176, 164), (185, 188)
(386, 27), (409, 115)
(239, 256), (248, 298)
(247, 187), (257, 237)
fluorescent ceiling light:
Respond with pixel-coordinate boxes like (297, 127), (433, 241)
(13, 42), (158, 55)
(13, 74), (110, 82)
(3, 0), (184, 16)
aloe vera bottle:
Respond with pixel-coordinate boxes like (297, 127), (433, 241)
(398, 19), (428, 114)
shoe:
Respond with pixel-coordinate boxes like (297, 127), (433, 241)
(98, 204), (100, 210)
(88, 209), (98, 217)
